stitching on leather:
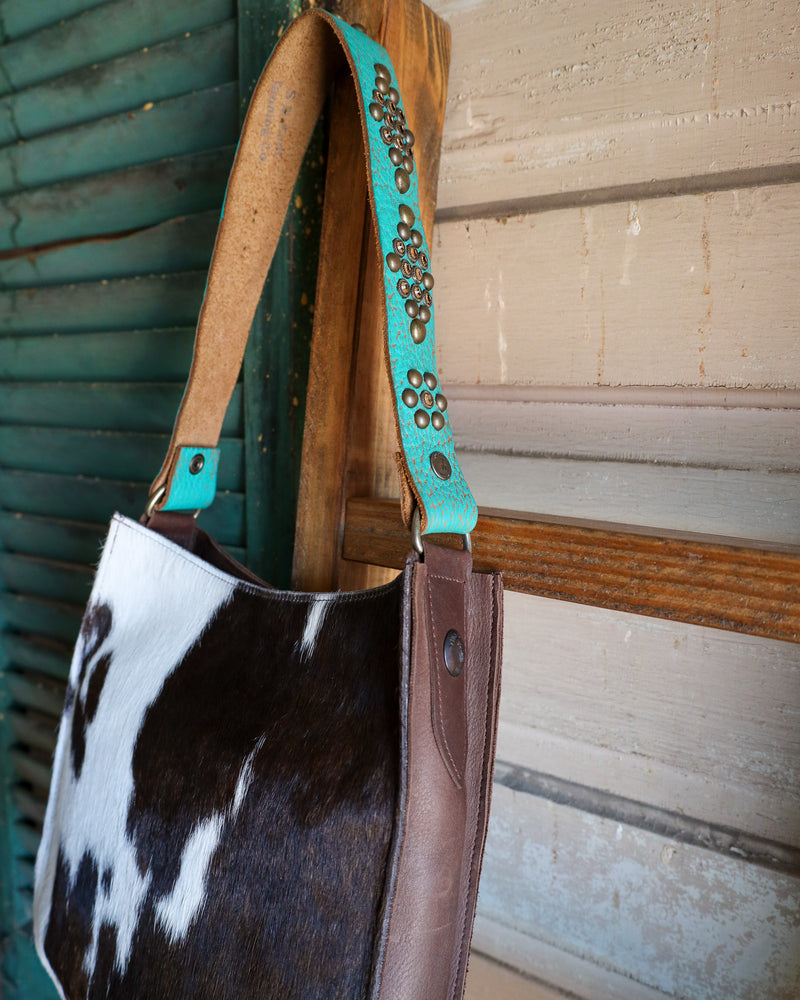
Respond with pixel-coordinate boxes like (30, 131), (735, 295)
(426, 572), (460, 781)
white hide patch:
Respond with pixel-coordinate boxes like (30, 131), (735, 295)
(34, 515), (238, 984)
(298, 597), (330, 661)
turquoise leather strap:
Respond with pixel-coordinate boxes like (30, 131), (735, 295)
(152, 10), (478, 536)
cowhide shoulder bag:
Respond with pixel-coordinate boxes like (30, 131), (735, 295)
(33, 10), (503, 1000)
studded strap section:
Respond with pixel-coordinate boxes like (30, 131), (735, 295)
(148, 10), (477, 537)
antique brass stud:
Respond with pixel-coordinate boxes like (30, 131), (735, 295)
(386, 252), (402, 272)
(423, 291), (433, 307)
(392, 238), (406, 256)
(397, 221), (412, 242)
(410, 318), (426, 343)
(410, 229), (423, 248)
(380, 126), (394, 145)
(401, 260), (414, 279)
(430, 451), (452, 480)
(411, 284), (423, 301)
(423, 372), (437, 389)
(403, 128), (415, 147)
(422, 272), (434, 290)
(414, 410), (430, 429)
(395, 167), (411, 194)
(389, 147), (403, 166)
(407, 246), (419, 263)
(388, 86), (400, 104)
(375, 76), (390, 94)
(401, 388), (418, 408)
(403, 154), (414, 174)
(399, 204), (415, 226)
(385, 99), (398, 116)
(418, 252), (429, 269)
(397, 278), (411, 298)
(189, 453), (205, 475)
(405, 299), (419, 318)
(369, 102), (384, 121)
(372, 89), (386, 104)
(418, 305), (431, 323)
(408, 369), (423, 387)
(435, 394), (447, 412)
(443, 629), (464, 676)
(413, 265), (424, 283)
(374, 63), (391, 81)
(421, 390), (434, 409)
(431, 411), (445, 431)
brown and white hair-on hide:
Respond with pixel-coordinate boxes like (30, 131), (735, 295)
(35, 515), (403, 1000)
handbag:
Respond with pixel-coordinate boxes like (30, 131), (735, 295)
(33, 10), (503, 999)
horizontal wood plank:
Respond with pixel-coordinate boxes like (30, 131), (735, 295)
(0, 84), (238, 196)
(457, 451), (800, 544)
(8, 709), (58, 756)
(0, 553), (94, 605)
(0, 0), (233, 95)
(0, 383), (242, 435)
(449, 397), (800, 472)
(8, 748), (52, 793)
(0, 0), (109, 42)
(433, 184), (800, 389)
(0, 470), (245, 545)
(1, 632), (75, 681)
(0, 21), (236, 147)
(428, 0), (800, 214)
(0, 428), (244, 490)
(0, 271), (206, 333)
(474, 786), (800, 1000)
(342, 497), (800, 642)
(497, 590), (800, 847)
(0, 592), (83, 644)
(0, 328), (195, 381)
(0, 147), (232, 250)
(0, 213), (218, 289)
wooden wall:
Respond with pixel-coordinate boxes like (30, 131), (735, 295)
(425, 2), (800, 997)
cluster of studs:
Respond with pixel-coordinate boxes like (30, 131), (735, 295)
(385, 203), (434, 345)
(401, 369), (448, 430)
(369, 63), (415, 194)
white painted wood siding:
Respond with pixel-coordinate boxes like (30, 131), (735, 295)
(426, 0), (800, 995)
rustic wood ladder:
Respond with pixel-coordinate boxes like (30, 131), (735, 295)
(293, 0), (800, 647)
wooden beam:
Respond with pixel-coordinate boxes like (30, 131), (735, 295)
(342, 497), (800, 643)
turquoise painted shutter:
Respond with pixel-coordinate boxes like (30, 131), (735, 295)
(0, 1), (320, 994)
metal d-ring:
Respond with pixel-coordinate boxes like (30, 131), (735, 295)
(144, 485), (166, 521)
(411, 507), (472, 557)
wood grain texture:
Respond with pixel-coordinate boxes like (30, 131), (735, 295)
(292, 0), (451, 591)
(427, 0), (800, 214)
(474, 789), (800, 1000)
(432, 184), (800, 389)
(342, 497), (800, 642)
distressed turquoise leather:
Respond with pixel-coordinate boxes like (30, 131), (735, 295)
(336, 17), (478, 537)
(162, 446), (220, 512)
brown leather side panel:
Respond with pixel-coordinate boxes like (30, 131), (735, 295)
(374, 547), (503, 1000)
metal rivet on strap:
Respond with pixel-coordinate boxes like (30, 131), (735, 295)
(389, 147), (403, 166)
(397, 221), (412, 241)
(407, 246), (419, 263)
(401, 260), (414, 278)
(399, 204), (415, 226)
(411, 284), (423, 301)
(408, 369), (423, 387)
(431, 411), (445, 431)
(422, 272), (434, 290)
(403, 128), (415, 148)
(397, 278), (411, 298)
(395, 167), (411, 194)
(410, 229), (423, 248)
(418, 304), (431, 323)
(423, 372), (437, 389)
(386, 252), (402, 272)
(401, 388), (418, 408)
(418, 252), (429, 269)
(435, 394), (448, 412)
(410, 318), (426, 343)
(443, 629), (465, 677)
(375, 76), (390, 94)
(430, 451), (452, 480)
(423, 290), (433, 307)
(369, 102), (384, 121)
(388, 86), (400, 105)
(403, 154), (415, 174)
(405, 299), (419, 318)
(415, 410), (430, 429)
(393, 238), (406, 257)
(380, 125), (394, 145)
(189, 453), (205, 475)
(420, 389), (434, 408)
(374, 63), (391, 81)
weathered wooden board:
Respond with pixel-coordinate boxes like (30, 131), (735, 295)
(0, 148), (232, 249)
(0, 21), (236, 147)
(449, 398), (800, 472)
(0, 470), (245, 546)
(0, 0), (109, 42)
(0, 592), (83, 645)
(0, 328), (196, 381)
(473, 786), (800, 1000)
(0, 85), (238, 196)
(0, 272), (206, 333)
(8, 710), (58, 756)
(427, 0), (800, 213)
(1, 383), (242, 436)
(0, 428), (244, 489)
(0, 0), (233, 95)
(432, 183), (800, 389)
(0, 553), (95, 604)
(0, 213), (218, 289)
(2, 632), (75, 682)
(498, 590), (800, 847)
(457, 451), (800, 544)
